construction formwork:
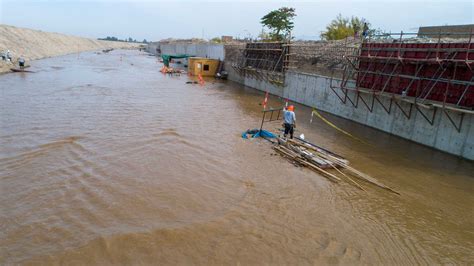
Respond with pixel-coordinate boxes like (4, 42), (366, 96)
(231, 42), (292, 85)
(331, 31), (474, 132)
(287, 38), (361, 78)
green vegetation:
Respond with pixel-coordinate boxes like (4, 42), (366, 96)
(210, 37), (222, 43)
(260, 7), (296, 41)
(321, 14), (371, 40)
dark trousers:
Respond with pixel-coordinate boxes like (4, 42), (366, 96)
(284, 123), (294, 139)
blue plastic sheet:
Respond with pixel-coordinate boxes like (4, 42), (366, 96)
(242, 129), (277, 139)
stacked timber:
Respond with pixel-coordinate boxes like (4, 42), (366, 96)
(273, 137), (400, 195)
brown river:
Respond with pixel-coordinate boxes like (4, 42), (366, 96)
(1, 50), (473, 265)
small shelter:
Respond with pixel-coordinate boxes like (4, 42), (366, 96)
(161, 54), (192, 67)
(187, 57), (220, 76)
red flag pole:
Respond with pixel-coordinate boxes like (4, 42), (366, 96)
(262, 91), (269, 110)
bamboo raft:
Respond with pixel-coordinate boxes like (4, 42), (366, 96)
(10, 68), (33, 73)
(273, 137), (400, 195)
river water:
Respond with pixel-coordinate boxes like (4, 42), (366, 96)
(1, 50), (473, 265)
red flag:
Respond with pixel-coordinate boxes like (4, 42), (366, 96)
(263, 92), (269, 109)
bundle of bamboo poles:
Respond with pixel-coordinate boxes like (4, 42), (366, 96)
(273, 137), (400, 195)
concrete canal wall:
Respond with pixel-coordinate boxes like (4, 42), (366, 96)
(146, 42), (160, 55)
(225, 63), (473, 160)
(161, 44), (224, 60)
(146, 42), (225, 60)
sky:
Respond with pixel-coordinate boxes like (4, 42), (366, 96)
(0, 0), (473, 41)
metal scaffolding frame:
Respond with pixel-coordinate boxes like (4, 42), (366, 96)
(330, 31), (474, 132)
(231, 41), (293, 86)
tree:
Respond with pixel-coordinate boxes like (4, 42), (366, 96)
(143, 39), (148, 43)
(210, 37), (222, 43)
(321, 14), (371, 40)
(260, 7), (296, 41)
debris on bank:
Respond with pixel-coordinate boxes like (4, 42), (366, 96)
(160, 66), (185, 74)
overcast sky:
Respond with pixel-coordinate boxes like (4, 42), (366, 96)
(0, 0), (472, 41)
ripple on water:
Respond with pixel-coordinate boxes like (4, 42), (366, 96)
(1, 50), (473, 265)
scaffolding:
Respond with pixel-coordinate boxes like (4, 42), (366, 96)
(231, 42), (293, 85)
(286, 38), (360, 78)
(330, 31), (474, 132)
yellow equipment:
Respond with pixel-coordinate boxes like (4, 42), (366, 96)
(187, 57), (219, 77)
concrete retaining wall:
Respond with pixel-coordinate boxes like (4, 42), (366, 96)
(418, 24), (474, 38)
(226, 63), (473, 160)
(146, 42), (160, 54)
(159, 44), (224, 60)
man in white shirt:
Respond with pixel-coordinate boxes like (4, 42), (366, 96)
(283, 105), (296, 139)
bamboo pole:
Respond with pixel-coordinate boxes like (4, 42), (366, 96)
(319, 156), (365, 191)
(273, 146), (341, 183)
(287, 142), (365, 190)
(287, 139), (400, 195)
(288, 139), (349, 166)
(294, 157), (341, 183)
(340, 163), (400, 195)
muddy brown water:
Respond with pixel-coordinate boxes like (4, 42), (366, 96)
(1, 50), (473, 265)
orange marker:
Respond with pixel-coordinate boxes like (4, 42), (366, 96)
(198, 74), (204, 85)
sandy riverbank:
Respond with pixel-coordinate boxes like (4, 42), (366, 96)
(0, 24), (138, 73)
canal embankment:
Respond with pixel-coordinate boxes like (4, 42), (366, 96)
(0, 24), (137, 74)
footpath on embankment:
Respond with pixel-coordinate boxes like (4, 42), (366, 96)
(0, 24), (138, 73)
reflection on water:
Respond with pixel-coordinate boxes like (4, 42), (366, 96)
(1, 50), (473, 265)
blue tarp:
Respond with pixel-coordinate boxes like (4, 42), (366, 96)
(242, 129), (278, 139)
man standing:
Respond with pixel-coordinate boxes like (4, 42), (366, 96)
(18, 56), (25, 69)
(283, 105), (296, 139)
(362, 23), (369, 39)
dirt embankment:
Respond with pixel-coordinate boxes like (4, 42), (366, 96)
(0, 24), (138, 73)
